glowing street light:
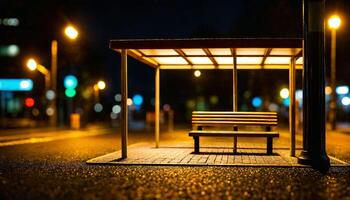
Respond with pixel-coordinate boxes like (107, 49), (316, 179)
(93, 80), (106, 103)
(26, 58), (37, 71)
(64, 25), (79, 40)
(328, 15), (341, 30)
(25, 58), (50, 90)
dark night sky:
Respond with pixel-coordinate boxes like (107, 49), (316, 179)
(1, 0), (350, 117)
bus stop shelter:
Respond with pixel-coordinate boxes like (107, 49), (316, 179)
(109, 38), (303, 159)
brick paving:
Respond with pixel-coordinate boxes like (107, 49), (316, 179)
(87, 143), (349, 167)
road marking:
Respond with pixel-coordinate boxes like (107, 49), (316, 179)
(328, 155), (350, 165)
(0, 129), (110, 147)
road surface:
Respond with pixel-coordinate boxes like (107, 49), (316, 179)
(0, 125), (349, 199)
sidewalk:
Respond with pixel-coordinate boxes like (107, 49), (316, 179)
(87, 130), (350, 167)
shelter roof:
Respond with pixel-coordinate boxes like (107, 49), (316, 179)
(110, 38), (303, 70)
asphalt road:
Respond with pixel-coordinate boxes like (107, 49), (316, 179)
(0, 126), (349, 199)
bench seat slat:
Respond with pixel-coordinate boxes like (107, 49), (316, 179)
(189, 130), (279, 137)
(192, 121), (277, 125)
(192, 115), (277, 118)
(193, 111), (277, 115)
(192, 118), (277, 122)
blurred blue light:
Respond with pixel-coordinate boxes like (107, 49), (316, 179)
(336, 85), (349, 95)
(132, 94), (143, 106)
(0, 79), (33, 91)
(252, 97), (263, 108)
(64, 75), (78, 89)
(283, 98), (290, 107)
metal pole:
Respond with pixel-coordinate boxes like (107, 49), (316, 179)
(155, 67), (160, 148)
(289, 58), (296, 157)
(233, 54), (238, 111)
(121, 49), (128, 158)
(298, 0), (330, 170)
(50, 40), (58, 127)
(329, 29), (337, 130)
(44, 73), (51, 92)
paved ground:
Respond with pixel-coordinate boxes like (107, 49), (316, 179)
(0, 125), (350, 199)
(87, 144), (347, 167)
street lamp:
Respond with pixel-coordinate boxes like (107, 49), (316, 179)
(51, 25), (79, 126)
(93, 80), (106, 103)
(64, 25), (79, 40)
(328, 14), (341, 130)
(26, 58), (51, 91)
(26, 24), (79, 127)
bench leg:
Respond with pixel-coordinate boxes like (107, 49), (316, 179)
(267, 137), (273, 155)
(233, 136), (237, 154)
(194, 136), (199, 153)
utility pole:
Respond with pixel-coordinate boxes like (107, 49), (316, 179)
(298, 0), (330, 171)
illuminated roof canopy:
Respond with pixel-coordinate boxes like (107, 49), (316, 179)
(110, 38), (303, 70)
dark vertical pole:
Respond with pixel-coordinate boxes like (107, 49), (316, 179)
(298, 0), (330, 170)
(121, 49), (128, 159)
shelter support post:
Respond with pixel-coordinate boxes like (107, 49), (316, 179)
(121, 49), (128, 159)
(298, 0), (330, 170)
(289, 58), (296, 157)
(233, 54), (238, 112)
(155, 67), (160, 148)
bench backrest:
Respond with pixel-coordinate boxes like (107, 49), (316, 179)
(192, 111), (278, 127)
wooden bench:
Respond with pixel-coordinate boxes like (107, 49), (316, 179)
(189, 111), (279, 154)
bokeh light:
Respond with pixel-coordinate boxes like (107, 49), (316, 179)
(280, 88), (289, 99)
(132, 94), (143, 106)
(194, 70), (201, 78)
(24, 97), (35, 108)
(94, 103), (103, 112)
(26, 59), (37, 71)
(64, 75), (78, 89)
(341, 96), (350, 106)
(112, 105), (121, 114)
(65, 88), (76, 98)
(97, 80), (106, 90)
(64, 25), (79, 40)
(252, 97), (263, 108)
(336, 85), (349, 95)
(328, 15), (341, 30)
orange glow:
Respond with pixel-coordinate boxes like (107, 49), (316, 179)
(236, 48), (265, 55)
(265, 57), (291, 64)
(325, 86), (332, 95)
(328, 15), (341, 30)
(214, 57), (233, 64)
(270, 48), (299, 55)
(296, 57), (303, 64)
(139, 49), (177, 55)
(237, 57), (262, 64)
(209, 48), (231, 55)
(26, 58), (38, 71)
(64, 25), (78, 40)
(182, 49), (206, 55)
(187, 57), (212, 64)
(152, 57), (188, 65)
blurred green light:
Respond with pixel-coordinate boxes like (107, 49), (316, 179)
(65, 88), (76, 98)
